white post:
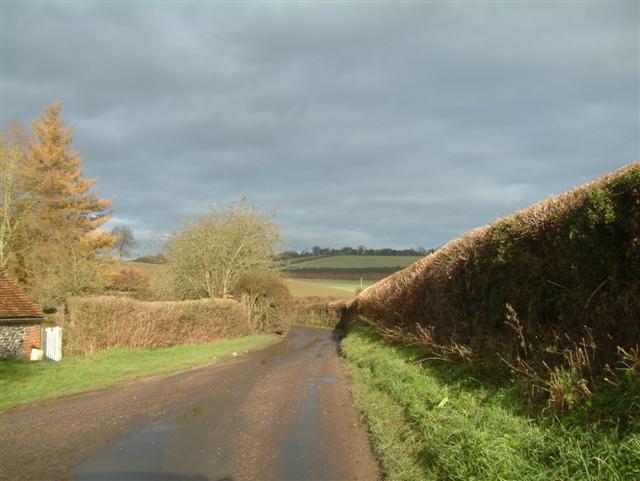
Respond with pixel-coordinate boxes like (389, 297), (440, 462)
(43, 326), (63, 361)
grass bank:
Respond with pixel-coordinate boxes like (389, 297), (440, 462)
(341, 325), (640, 481)
(0, 334), (277, 411)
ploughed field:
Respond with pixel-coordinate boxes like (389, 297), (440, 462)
(280, 255), (423, 269)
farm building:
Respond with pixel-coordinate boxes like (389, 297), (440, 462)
(0, 270), (45, 359)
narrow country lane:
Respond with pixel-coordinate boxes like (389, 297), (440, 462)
(0, 326), (380, 481)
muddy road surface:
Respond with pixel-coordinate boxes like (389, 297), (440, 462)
(0, 326), (380, 481)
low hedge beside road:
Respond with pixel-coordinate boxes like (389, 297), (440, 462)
(60, 296), (253, 356)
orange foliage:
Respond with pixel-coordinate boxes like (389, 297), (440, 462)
(2, 102), (115, 301)
(19, 101), (112, 243)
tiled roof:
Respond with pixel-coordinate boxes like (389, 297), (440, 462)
(0, 270), (45, 321)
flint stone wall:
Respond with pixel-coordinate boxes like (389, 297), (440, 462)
(0, 325), (26, 358)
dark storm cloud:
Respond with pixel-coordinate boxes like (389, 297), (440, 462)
(2, 1), (638, 253)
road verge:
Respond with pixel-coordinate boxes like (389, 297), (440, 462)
(0, 334), (277, 411)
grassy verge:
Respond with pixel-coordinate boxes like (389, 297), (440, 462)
(341, 325), (640, 481)
(0, 334), (277, 411)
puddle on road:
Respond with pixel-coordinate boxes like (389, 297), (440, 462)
(279, 378), (333, 481)
(71, 400), (216, 481)
(278, 348), (339, 480)
(71, 421), (173, 481)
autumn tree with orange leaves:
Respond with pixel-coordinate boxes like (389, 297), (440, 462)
(0, 102), (114, 306)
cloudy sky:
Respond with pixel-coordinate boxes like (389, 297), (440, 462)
(2, 1), (638, 254)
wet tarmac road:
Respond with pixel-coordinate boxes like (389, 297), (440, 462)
(1, 326), (380, 481)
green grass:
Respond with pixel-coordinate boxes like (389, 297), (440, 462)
(0, 335), (276, 411)
(341, 325), (640, 481)
(286, 278), (377, 298)
(283, 255), (422, 270)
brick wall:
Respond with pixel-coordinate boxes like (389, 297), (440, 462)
(23, 324), (42, 359)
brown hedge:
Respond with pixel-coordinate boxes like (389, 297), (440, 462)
(335, 162), (640, 390)
(60, 296), (252, 356)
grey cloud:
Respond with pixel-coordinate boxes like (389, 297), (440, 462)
(2, 1), (638, 254)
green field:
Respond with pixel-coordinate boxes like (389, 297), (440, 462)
(0, 335), (276, 411)
(286, 278), (377, 298)
(282, 255), (422, 270)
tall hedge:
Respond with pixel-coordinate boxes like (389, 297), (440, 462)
(339, 163), (639, 392)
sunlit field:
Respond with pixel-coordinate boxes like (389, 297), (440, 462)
(286, 278), (376, 298)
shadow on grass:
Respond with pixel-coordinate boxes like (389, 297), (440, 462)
(348, 324), (640, 434)
(346, 324), (542, 419)
(0, 357), (51, 383)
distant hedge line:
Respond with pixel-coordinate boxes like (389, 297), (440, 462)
(60, 296), (253, 356)
(337, 163), (639, 405)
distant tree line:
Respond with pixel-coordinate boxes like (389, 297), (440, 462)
(138, 246), (436, 263)
(277, 245), (435, 260)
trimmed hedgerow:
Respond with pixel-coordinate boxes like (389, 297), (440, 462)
(336, 163), (639, 410)
(60, 296), (253, 356)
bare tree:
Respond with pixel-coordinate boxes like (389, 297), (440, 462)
(165, 199), (279, 299)
(111, 226), (136, 258)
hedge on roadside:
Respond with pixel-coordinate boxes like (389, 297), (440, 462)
(336, 163), (640, 406)
(60, 296), (252, 356)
